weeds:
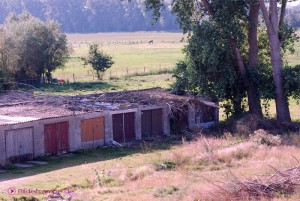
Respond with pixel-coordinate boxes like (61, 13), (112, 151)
(140, 141), (153, 153)
(94, 169), (123, 187)
(12, 197), (40, 201)
(153, 186), (179, 198)
(123, 68), (174, 79)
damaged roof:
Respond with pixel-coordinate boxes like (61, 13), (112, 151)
(68, 87), (219, 110)
(0, 88), (218, 125)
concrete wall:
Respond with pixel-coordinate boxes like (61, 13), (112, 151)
(0, 115), (77, 165)
(0, 104), (172, 166)
(188, 103), (196, 130)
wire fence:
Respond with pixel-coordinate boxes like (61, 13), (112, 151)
(59, 66), (175, 83)
(68, 39), (186, 48)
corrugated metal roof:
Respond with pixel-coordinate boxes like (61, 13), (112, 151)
(0, 111), (104, 127)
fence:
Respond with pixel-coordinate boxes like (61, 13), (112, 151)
(63, 66), (174, 82)
(68, 39), (186, 48)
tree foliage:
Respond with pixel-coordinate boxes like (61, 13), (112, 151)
(145, 0), (300, 122)
(173, 22), (246, 116)
(84, 44), (114, 80)
(0, 12), (69, 82)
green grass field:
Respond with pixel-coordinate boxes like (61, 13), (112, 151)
(54, 32), (185, 81)
(283, 30), (300, 66)
(51, 31), (300, 121)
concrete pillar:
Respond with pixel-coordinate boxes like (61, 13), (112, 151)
(33, 121), (45, 157)
(105, 112), (113, 145)
(0, 128), (6, 166)
(74, 115), (83, 150)
(188, 103), (196, 130)
(163, 105), (170, 136)
(214, 102), (220, 123)
(68, 116), (79, 152)
(135, 109), (142, 140)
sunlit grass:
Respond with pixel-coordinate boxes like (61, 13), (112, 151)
(54, 32), (185, 81)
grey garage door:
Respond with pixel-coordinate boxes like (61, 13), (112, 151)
(5, 127), (34, 162)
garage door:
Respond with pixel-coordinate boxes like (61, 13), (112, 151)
(112, 112), (135, 142)
(141, 109), (163, 138)
(44, 121), (69, 155)
(5, 127), (34, 162)
(81, 117), (105, 142)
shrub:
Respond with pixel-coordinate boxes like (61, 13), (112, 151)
(250, 129), (281, 146)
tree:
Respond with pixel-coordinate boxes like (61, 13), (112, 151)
(145, 0), (263, 117)
(0, 12), (69, 82)
(173, 22), (247, 115)
(84, 44), (114, 80)
(259, 0), (291, 123)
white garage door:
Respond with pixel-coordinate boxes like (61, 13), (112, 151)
(5, 127), (34, 162)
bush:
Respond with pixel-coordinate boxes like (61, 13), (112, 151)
(250, 129), (281, 146)
(0, 69), (11, 91)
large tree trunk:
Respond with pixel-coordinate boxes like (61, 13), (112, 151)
(247, 2), (263, 117)
(259, 0), (291, 123)
(202, 0), (263, 117)
(269, 35), (291, 122)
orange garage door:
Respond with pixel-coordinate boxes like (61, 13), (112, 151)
(81, 117), (105, 142)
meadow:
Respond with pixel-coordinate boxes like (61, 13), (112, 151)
(51, 31), (300, 121)
(54, 32), (185, 81)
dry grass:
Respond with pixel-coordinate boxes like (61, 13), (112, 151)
(2, 132), (300, 200)
(70, 133), (300, 200)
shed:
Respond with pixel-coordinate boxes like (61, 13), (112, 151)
(0, 88), (219, 166)
(0, 102), (84, 165)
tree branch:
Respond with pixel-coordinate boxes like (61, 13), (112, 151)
(279, 0), (287, 29)
(201, 0), (215, 16)
(259, 0), (274, 35)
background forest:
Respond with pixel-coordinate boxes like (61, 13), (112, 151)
(0, 0), (180, 33)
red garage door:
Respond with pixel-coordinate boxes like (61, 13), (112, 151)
(113, 112), (135, 143)
(44, 121), (69, 155)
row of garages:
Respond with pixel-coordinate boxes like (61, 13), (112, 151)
(0, 106), (170, 165)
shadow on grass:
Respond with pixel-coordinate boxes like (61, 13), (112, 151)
(27, 81), (119, 94)
(0, 140), (173, 182)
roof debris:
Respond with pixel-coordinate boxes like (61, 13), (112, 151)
(0, 87), (218, 126)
